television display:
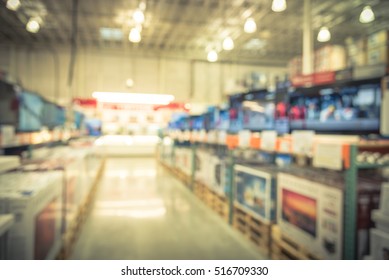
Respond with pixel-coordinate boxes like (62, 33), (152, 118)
(42, 101), (62, 129)
(18, 91), (44, 132)
(190, 115), (204, 131)
(275, 88), (290, 134)
(228, 93), (244, 133)
(282, 189), (317, 237)
(0, 80), (18, 126)
(242, 90), (275, 131)
(215, 109), (229, 131)
(289, 80), (381, 133)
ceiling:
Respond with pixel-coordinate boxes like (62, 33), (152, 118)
(1, 0), (389, 67)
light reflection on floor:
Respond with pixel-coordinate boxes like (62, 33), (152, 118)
(71, 157), (265, 260)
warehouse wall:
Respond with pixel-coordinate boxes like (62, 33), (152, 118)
(0, 46), (286, 106)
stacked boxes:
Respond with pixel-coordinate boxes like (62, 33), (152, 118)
(370, 183), (389, 260)
(174, 147), (192, 177)
(367, 30), (389, 65)
(209, 155), (227, 197)
(287, 56), (302, 78)
(346, 38), (367, 67)
(314, 45), (346, 73)
(0, 171), (63, 259)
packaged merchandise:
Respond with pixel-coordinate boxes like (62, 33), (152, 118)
(234, 165), (277, 223)
(372, 210), (389, 233)
(0, 171), (63, 260)
(209, 155), (227, 196)
(277, 172), (343, 259)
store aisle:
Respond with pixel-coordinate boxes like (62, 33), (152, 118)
(71, 158), (265, 260)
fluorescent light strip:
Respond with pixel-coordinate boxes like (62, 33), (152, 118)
(92, 92), (175, 105)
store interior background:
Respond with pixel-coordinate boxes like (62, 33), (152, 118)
(1, 0), (389, 261)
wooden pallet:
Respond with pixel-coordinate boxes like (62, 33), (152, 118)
(232, 204), (271, 256)
(270, 225), (320, 260)
(194, 182), (229, 221)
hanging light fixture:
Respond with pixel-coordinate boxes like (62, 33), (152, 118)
(272, 0), (287, 12)
(207, 50), (218, 62)
(359, 6), (375, 23)
(133, 9), (145, 24)
(26, 18), (40, 33)
(317, 26), (331, 42)
(244, 18), (257, 33)
(129, 28), (141, 43)
(6, 0), (21, 11)
(222, 36), (234, 51)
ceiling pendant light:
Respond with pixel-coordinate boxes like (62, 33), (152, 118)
(359, 6), (375, 23)
(244, 18), (257, 33)
(207, 50), (218, 62)
(133, 9), (145, 24)
(222, 36), (234, 51)
(129, 28), (141, 43)
(317, 26), (331, 42)
(272, 0), (287, 12)
(26, 18), (40, 33)
(6, 0), (21, 11)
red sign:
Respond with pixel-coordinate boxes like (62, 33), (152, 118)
(291, 74), (314, 87)
(72, 98), (97, 108)
(153, 102), (190, 111)
(313, 71), (335, 85)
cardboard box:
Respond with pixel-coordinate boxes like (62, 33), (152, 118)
(372, 210), (389, 233)
(209, 155), (227, 197)
(367, 45), (389, 65)
(0, 171), (63, 260)
(277, 172), (343, 259)
(235, 165), (277, 223)
(314, 45), (346, 72)
(367, 30), (389, 49)
(195, 150), (211, 184)
(370, 228), (389, 260)
(380, 183), (389, 215)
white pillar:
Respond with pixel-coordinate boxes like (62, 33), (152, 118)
(302, 0), (314, 75)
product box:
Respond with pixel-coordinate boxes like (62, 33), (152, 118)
(0, 156), (20, 173)
(367, 45), (389, 65)
(367, 30), (389, 49)
(209, 155), (227, 196)
(370, 228), (389, 260)
(372, 210), (389, 233)
(174, 147), (192, 176)
(287, 56), (302, 78)
(346, 38), (367, 67)
(314, 45), (346, 72)
(0, 171), (63, 259)
(277, 172), (343, 259)
(195, 150), (211, 184)
(380, 183), (389, 215)
(234, 165), (277, 223)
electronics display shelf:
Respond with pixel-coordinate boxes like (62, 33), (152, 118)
(163, 138), (389, 260)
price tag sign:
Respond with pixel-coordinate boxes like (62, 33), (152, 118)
(218, 131), (227, 145)
(261, 131), (277, 151)
(292, 130), (315, 156)
(238, 130), (251, 148)
(313, 142), (343, 170)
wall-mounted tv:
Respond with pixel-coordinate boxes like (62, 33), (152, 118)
(242, 90), (275, 131)
(289, 78), (381, 133)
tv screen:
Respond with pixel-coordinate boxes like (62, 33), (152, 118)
(216, 109), (229, 131)
(228, 93), (244, 133)
(289, 81), (381, 133)
(18, 91), (44, 132)
(242, 90), (275, 131)
(41, 101), (58, 129)
(0, 80), (18, 126)
(282, 189), (317, 237)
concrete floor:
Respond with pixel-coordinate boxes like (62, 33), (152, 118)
(71, 158), (266, 260)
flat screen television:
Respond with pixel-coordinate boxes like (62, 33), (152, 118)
(242, 90), (275, 131)
(215, 109), (229, 131)
(289, 79), (381, 133)
(0, 80), (18, 126)
(190, 115), (204, 131)
(228, 93), (244, 133)
(18, 91), (44, 132)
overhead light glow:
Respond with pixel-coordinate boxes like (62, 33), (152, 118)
(6, 0), (21, 11)
(129, 28), (141, 43)
(272, 0), (287, 12)
(92, 92), (175, 105)
(222, 36), (234, 50)
(133, 9), (145, 24)
(359, 6), (375, 23)
(26, 18), (40, 33)
(126, 78), (134, 88)
(207, 50), (218, 62)
(317, 26), (331, 42)
(244, 18), (257, 33)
